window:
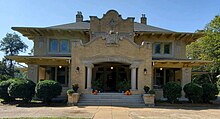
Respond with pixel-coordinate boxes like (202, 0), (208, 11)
(50, 39), (58, 52)
(60, 39), (69, 52)
(38, 40), (43, 48)
(49, 66), (69, 87)
(154, 43), (161, 54)
(153, 42), (172, 55)
(153, 68), (181, 89)
(49, 39), (70, 53)
(164, 43), (172, 54)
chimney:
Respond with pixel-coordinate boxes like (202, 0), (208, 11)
(141, 14), (147, 24)
(76, 11), (83, 22)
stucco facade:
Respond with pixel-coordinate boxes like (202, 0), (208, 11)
(8, 10), (210, 99)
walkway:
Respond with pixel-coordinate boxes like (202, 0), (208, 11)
(1, 105), (220, 119)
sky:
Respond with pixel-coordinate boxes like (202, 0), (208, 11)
(0, 0), (220, 60)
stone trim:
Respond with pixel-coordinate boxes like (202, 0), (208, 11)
(82, 55), (144, 65)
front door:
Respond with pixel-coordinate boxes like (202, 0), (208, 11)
(92, 62), (131, 92)
(105, 69), (116, 92)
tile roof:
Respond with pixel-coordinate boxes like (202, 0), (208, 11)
(48, 21), (174, 32)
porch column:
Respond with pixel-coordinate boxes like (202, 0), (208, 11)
(181, 67), (192, 97)
(130, 64), (138, 90)
(27, 64), (39, 83)
(85, 63), (94, 89)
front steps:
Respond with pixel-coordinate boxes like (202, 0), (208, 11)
(77, 93), (145, 107)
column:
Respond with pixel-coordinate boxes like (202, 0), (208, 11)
(130, 64), (138, 90)
(131, 67), (137, 90)
(85, 63), (94, 89)
(27, 64), (39, 83)
(181, 67), (192, 97)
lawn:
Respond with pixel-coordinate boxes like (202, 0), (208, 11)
(0, 98), (3, 102)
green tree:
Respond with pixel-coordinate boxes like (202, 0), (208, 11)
(0, 33), (28, 77)
(187, 15), (220, 82)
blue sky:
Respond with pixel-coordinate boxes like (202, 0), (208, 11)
(0, 0), (220, 60)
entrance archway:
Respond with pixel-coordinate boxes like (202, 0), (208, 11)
(92, 62), (131, 92)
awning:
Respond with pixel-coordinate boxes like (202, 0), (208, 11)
(6, 56), (71, 66)
(152, 59), (212, 68)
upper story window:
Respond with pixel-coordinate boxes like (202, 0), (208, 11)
(50, 39), (59, 52)
(49, 39), (70, 53)
(153, 42), (172, 56)
(60, 39), (69, 52)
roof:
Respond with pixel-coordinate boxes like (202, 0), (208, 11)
(47, 21), (174, 32)
(6, 56), (71, 65)
(134, 22), (174, 32)
(48, 22), (90, 30)
(152, 58), (212, 67)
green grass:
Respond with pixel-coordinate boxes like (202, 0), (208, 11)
(0, 98), (3, 102)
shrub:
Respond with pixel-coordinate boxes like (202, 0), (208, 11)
(8, 79), (36, 102)
(72, 84), (79, 93)
(183, 82), (203, 103)
(143, 85), (150, 94)
(0, 78), (20, 102)
(36, 80), (62, 103)
(67, 89), (74, 95)
(0, 80), (13, 102)
(163, 81), (182, 103)
(202, 83), (219, 103)
(148, 89), (155, 94)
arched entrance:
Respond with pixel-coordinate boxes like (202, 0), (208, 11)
(92, 62), (131, 92)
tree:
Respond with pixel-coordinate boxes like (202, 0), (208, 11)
(187, 15), (220, 82)
(0, 33), (28, 77)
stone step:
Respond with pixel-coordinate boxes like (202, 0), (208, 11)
(77, 102), (146, 107)
(77, 93), (144, 107)
(79, 100), (144, 103)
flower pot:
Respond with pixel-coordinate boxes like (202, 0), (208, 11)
(143, 94), (155, 107)
(67, 93), (80, 105)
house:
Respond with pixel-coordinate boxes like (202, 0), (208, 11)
(8, 10), (210, 99)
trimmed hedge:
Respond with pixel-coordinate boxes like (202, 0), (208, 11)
(36, 80), (62, 103)
(163, 81), (182, 103)
(0, 78), (21, 102)
(202, 83), (218, 103)
(0, 80), (14, 102)
(183, 82), (203, 103)
(8, 79), (36, 102)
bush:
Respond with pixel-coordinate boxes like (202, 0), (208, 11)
(183, 82), (203, 103)
(148, 89), (155, 94)
(0, 78), (20, 102)
(36, 80), (62, 103)
(202, 83), (219, 103)
(163, 81), (182, 103)
(67, 89), (74, 95)
(143, 85), (150, 94)
(8, 79), (36, 102)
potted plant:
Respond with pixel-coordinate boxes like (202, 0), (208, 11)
(72, 84), (79, 93)
(144, 85), (150, 94)
(143, 89), (155, 107)
(67, 87), (80, 105)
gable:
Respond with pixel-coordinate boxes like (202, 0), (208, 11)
(90, 10), (135, 33)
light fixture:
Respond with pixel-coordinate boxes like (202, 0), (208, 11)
(59, 66), (62, 68)
(144, 68), (147, 74)
(160, 68), (163, 70)
(110, 66), (114, 70)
